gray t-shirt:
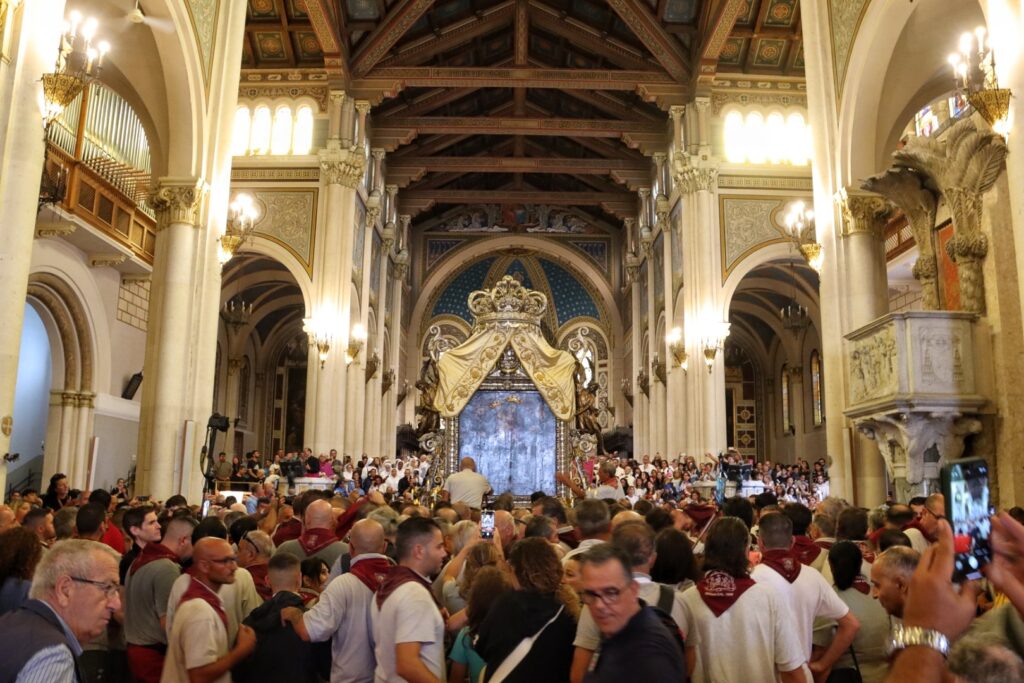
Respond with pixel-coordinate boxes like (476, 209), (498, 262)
(275, 538), (350, 569)
(124, 558), (180, 645)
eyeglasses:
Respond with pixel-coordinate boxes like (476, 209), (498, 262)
(581, 583), (631, 606)
(70, 577), (120, 599)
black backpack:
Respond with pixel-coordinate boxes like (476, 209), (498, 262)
(652, 583), (689, 677)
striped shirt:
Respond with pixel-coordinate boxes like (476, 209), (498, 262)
(14, 602), (82, 683)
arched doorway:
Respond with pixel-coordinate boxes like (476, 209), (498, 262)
(8, 304), (51, 494)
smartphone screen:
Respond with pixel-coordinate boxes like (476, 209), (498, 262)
(201, 499), (212, 518)
(480, 510), (495, 540)
(943, 457), (992, 581)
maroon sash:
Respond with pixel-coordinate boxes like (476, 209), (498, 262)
(129, 543), (180, 577)
(178, 576), (228, 631)
(696, 570), (756, 617)
(376, 566), (437, 610)
(760, 549), (801, 583)
(349, 555), (393, 592)
(297, 528), (338, 556)
(852, 577), (871, 595)
(247, 563), (272, 600)
(791, 535), (823, 565)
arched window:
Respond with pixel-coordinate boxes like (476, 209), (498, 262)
(270, 105), (293, 155)
(231, 106), (251, 157)
(781, 364), (791, 434)
(293, 105), (314, 154)
(250, 106), (272, 155)
(724, 110), (745, 163)
(745, 112), (766, 164)
(811, 350), (824, 426)
(722, 109), (812, 166)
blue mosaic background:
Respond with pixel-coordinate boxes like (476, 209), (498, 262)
(538, 258), (600, 326)
(430, 257), (496, 321)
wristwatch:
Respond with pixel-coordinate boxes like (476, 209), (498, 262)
(886, 623), (950, 658)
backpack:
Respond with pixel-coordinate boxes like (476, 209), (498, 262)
(652, 584), (688, 668)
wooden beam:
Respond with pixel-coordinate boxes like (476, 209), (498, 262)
(374, 116), (663, 137)
(355, 66), (675, 92)
(302, 0), (349, 82)
(606, 0), (690, 82)
(379, 88), (479, 117)
(388, 157), (650, 174)
(378, 3), (515, 67)
(401, 189), (636, 205)
(351, 0), (436, 77)
(696, 0), (747, 84)
(529, 1), (660, 73)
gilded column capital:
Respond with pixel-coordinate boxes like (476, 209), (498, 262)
(837, 189), (890, 239)
(329, 90), (346, 107)
(673, 165), (718, 194)
(371, 148), (386, 161)
(669, 105), (685, 120)
(150, 178), (205, 228)
(399, 214), (411, 232)
(354, 100), (372, 115)
(319, 147), (366, 189)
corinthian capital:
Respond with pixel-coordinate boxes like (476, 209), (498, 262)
(837, 189), (891, 239)
(673, 165), (718, 194)
(150, 178), (205, 228)
(319, 147), (366, 189)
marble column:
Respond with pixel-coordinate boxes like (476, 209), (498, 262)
(838, 190), (892, 504)
(386, 228), (408, 460)
(788, 367), (806, 462)
(57, 391), (77, 477)
(72, 392), (94, 487)
(223, 357), (242, 454)
(0, 0), (64, 492)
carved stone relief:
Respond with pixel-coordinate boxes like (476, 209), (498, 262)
(847, 326), (898, 404)
(251, 190), (316, 266)
(721, 197), (785, 273)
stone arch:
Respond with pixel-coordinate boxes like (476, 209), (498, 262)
(26, 273), (97, 394)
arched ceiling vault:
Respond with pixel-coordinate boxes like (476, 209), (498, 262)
(221, 253), (305, 347)
(728, 258), (819, 356)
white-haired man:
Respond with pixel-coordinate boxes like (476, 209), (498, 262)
(0, 539), (121, 681)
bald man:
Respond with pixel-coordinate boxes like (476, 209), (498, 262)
(283, 519), (392, 683)
(275, 499), (350, 567)
(162, 538), (256, 683)
(442, 457), (492, 509)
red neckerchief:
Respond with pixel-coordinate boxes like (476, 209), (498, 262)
(902, 519), (936, 543)
(855, 541), (876, 564)
(178, 576), (228, 631)
(335, 498), (370, 540)
(129, 543), (180, 576)
(791, 535), (823, 565)
(272, 518), (302, 546)
(815, 539), (835, 550)
(760, 549), (802, 583)
(247, 563), (272, 600)
(696, 570), (756, 617)
(852, 577), (871, 594)
(376, 566), (438, 610)
(298, 587), (320, 607)
(683, 503), (718, 528)
(349, 554), (393, 592)
(298, 527), (338, 556)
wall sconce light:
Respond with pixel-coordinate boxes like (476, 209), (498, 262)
(346, 323), (367, 365)
(219, 193), (258, 264)
(364, 352), (381, 382)
(303, 317), (333, 369)
(782, 201), (823, 273)
(666, 326), (687, 372)
(651, 354), (667, 384)
(2, 452), (19, 463)
(701, 321), (731, 373)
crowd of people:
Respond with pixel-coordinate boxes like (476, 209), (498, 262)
(1, 455), (1023, 683)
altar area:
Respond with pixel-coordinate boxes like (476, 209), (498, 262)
(421, 276), (582, 500)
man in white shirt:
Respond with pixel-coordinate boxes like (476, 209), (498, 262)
(751, 512), (860, 680)
(161, 538), (256, 683)
(442, 457), (492, 509)
(372, 517), (448, 683)
(562, 499), (611, 565)
(284, 519), (392, 683)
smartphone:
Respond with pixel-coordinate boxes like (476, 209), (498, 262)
(137, 495), (150, 502)
(480, 510), (495, 540)
(941, 457), (993, 581)
(200, 499), (212, 518)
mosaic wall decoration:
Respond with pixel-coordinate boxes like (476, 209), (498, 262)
(425, 238), (466, 271)
(538, 258), (600, 326)
(251, 189), (317, 272)
(431, 257), (498, 321)
(186, 0), (218, 86)
(720, 196), (787, 279)
(352, 199), (366, 301)
(568, 240), (610, 275)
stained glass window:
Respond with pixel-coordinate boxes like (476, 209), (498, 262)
(811, 350), (824, 426)
(781, 364), (791, 433)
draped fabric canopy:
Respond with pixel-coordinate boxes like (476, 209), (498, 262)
(433, 276), (577, 421)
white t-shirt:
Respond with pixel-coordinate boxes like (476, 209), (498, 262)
(903, 527), (930, 554)
(161, 593), (230, 683)
(680, 581), (805, 683)
(751, 561), (849, 660)
(304, 570), (378, 683)
(166, 567), (262, 642)
(443, 469), (491, 508)
(590, 483), (625, 501)
(561, 538), (603, 566)
(372, 581), (446, 683)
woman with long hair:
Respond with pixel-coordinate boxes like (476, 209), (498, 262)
(445, 541), (503, 614)
(0, 526), (43, 614)
(475, 537), (577, 682)
(449, 566), (513, 683)
(41, 473), (71, 510)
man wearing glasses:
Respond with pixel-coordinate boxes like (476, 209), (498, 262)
(0, 539), (121, 682)
(577, 543), (686, 682)
(162, 538), (257, 683)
